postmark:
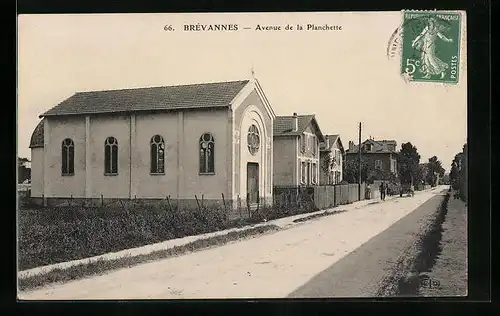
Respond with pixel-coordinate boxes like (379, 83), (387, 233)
(399, 11), (462, 84)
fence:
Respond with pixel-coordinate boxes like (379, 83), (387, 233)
(273, 183), (367, 211)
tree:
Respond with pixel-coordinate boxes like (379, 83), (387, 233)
(18, 157), (30, 166)
(449, 144), (467, 202)
(321, 152), (335, 174)
(343, 157), (373, 184)
(414, 163), (428, 187)
(367, 168), (398, 184)
(397, 142), (421, 185)
(442, 173), (450, 185)
(449, 153), (463, 189)
(426, 156), (445, 186)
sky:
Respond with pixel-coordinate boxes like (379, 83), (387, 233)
(17, 12), (467, 171)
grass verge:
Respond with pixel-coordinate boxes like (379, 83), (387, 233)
(18, 198), (316, 271)
(292, 210), (347, 223)
(395, 191), (450, 296)
(18, 224), (280, 292)
(417, 194), (467, 296)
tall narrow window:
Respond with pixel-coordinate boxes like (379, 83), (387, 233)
(300, 135), (306, 153)
(104, 137), (118, 174)
(301, 161), (307, 184)
(307, 161), (311, 185)
(61, 138), (74, 175)
(247, 124), (260, 155)
(199, 133), (215, 174)
(312, 136), (317, 155)
(151, 135), (165, 174)
(312, 162), (317, 184)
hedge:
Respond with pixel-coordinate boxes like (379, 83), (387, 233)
(18, 200), (317, 271)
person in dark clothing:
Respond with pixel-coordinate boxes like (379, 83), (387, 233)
(379, 181), (386, 201)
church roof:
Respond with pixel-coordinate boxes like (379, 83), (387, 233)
(40, 80), (250, 118)
(29, 119), (44, 148)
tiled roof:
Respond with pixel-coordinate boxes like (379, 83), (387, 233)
(321, 134), (340, 151)
(273, 115), (315, 135)
(40, 80), (250, 118)
(346, 139), (397, 154)
(29, 119), (44, 148)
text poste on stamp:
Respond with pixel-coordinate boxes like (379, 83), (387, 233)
(401, 11), (461, 84)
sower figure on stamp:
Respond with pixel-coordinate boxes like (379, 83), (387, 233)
(411, 17), (454, 79)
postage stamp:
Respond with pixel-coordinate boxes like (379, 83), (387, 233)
(400, 11), (462, 84)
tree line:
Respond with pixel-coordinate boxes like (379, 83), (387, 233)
(343, 142), (446, 188)
(449, 143), (467, 202)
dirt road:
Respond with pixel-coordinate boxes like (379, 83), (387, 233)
(289, 191), (447, 297)
(18, 187), (447, 300)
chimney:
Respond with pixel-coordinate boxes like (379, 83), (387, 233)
(292, 112), (298, 131)
(349, 141), (354, 150)
(325, 135), (330, 148)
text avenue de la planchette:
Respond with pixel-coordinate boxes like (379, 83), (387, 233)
(177, 24), (342, 32)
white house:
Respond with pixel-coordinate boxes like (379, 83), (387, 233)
(29, 78), (276, 216)
(319, 134), (345, 185)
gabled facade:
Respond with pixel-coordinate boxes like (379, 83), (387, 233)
(319, 134), (345, 185)
(273, 113), (325, 186)
(345, 138), (399, 176)
(29, 79), (276, 214)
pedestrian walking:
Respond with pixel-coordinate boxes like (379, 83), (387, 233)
(379, 181), (386, 201)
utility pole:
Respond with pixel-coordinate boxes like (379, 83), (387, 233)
(358, 122), (362, 200)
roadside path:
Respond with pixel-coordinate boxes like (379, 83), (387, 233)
(19, 187), (446, 300)
(418, 196), (467, 296)
(288, 191), (447, 297)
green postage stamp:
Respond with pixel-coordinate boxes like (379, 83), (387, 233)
(401, 11), (462, 84)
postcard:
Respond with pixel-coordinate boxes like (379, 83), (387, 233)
(17, 11), (467, 300)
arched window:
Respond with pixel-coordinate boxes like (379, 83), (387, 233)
(247, 124), (260, 155)
(61, 138), (74, 175)
(104, 137), (118, 174)
(199, 133), (215, 174)
(151, 135), (165, 174)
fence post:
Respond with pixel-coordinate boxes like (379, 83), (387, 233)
(256, 192), (260, 212)
(246, 193), (251, 219)
(166, 195), (173, 212)
(333, 185), (336, 207)
(222, 193), (226, 213)
(101, 194), (104, 207)
(195, 195), (201, 212)
(237, 194), (242, 219)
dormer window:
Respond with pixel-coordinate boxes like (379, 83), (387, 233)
(365, 143), (372, 151)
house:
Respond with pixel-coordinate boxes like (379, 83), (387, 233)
(18, 157), (31, 184)
(345, 138), (399, 177)
(29, 79), (276, 213)
(273, 113), (325, 186)
(319, 134), (345, 185)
